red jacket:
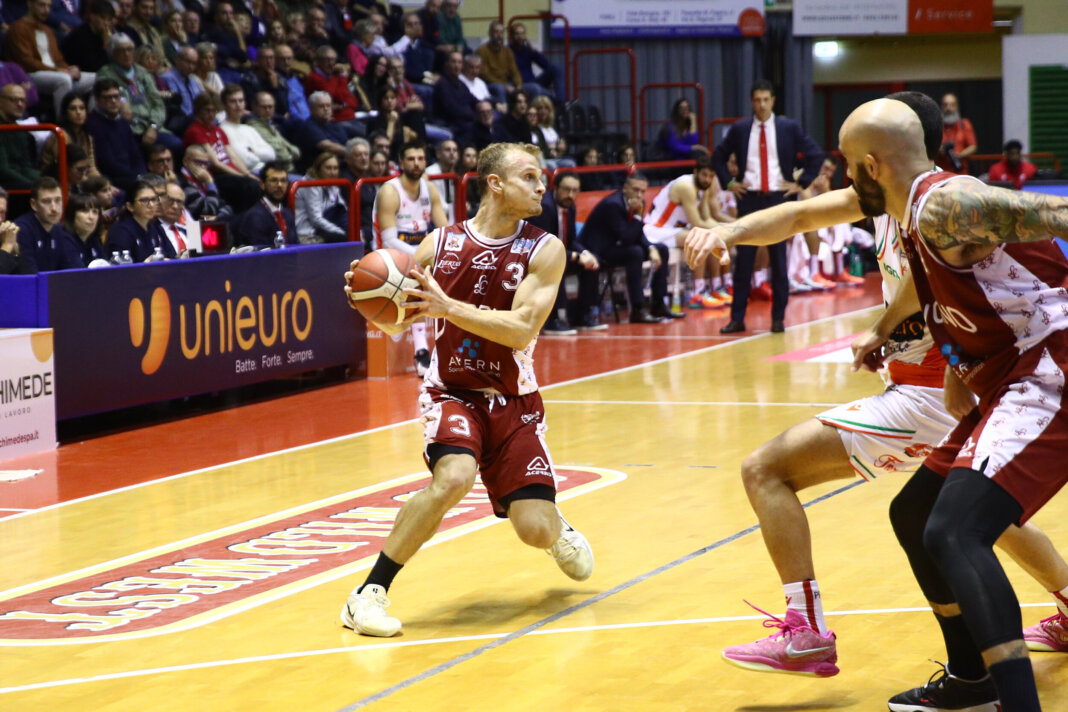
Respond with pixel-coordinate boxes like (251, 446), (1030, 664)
(305, 69), (359, 122)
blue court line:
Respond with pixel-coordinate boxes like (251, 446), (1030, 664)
(337, 478), (866, 711)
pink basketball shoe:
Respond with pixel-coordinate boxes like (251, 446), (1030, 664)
(722, 603), (839, 677)
(1024, 612), (1068, 652)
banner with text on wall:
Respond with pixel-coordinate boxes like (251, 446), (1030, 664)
(793, 0), (992, 36)
(45, 244), (366, 419)
(551, 0), (765, 39)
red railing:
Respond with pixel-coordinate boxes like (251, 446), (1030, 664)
(706, 117), (742, 152)
(639, 83), (705, 155)
(507, 13), (571, 101)
(963, 152), (1061, 176)
(349, 173), (464, 246)
(571, 47), (637, 146)
(0, 123), (68, 202)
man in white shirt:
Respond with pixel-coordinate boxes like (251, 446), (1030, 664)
(219, 83), (276, 176)
(459, 54), (491, 103)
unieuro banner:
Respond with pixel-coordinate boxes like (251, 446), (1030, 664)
(793, 0), (991, 36)
(0, 329), (57, 462)
(44, 244), (366, 419)
(551, 0), (765, 39)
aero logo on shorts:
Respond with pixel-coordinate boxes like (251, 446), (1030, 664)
(526, 457), (551, 476)
(0, 466), (625, 645)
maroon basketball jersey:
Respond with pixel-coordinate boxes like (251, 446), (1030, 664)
(424, 220), (555, 395)
(901, 171), (1068, 400)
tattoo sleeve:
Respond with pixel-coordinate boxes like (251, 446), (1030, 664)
(918, 180), (1068, 248)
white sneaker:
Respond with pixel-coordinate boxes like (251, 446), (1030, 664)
(547, 516), (594, 581)
(340, 584), (402, 637)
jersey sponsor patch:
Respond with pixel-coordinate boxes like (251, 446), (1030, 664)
(511, 238), (536, 254)
(444, 232), (465, 252)
(437, 253), (462, 274)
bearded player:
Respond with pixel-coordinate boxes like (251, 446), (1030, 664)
(341, 142), (594, 637)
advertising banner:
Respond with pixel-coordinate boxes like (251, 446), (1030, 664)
(551, 0), (765, 39)
(793, 0), (991, 36)
(45, 244), (366, 419)
(0, 329), (57, 462)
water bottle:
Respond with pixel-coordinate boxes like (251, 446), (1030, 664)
(109, 251), (123, 266)
(671, 290), (682, 314)
(274, 231), (286, 249)
(146, 245), (165, 262)
(121, 250), (133, 264)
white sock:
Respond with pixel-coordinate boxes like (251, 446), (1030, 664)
(412, 320), (428, 352)
(694, 278), (708, 295)
(711, 276), (722, 291)
(1053, 585), (1068, 618)
(754, 269), (767, 287)
(723, 272), (733, 288)
(784, 580), (828, 634)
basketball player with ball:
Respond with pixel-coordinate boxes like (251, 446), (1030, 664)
(341, 142), (595, 637)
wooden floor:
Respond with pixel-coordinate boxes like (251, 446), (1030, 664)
(2, 277), (1067, 711)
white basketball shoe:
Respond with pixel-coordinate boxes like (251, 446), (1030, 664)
(340, 584), (402, 637)
(547, 514), (594, 581)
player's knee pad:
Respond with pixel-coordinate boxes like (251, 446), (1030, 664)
(923, 467), (1021, 570)
(888, 465), (944, 553)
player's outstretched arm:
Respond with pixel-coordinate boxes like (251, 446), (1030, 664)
(404, 238), (565, 350)
(685, 187), (864, 269)
(919, 180), (1068, 249)
(851, 269), (920, 373)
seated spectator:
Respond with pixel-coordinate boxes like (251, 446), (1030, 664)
(193, 41), (224, 98)
(360, 54), (390, 107)
(347, 18), (377, 74)
(248, 92), (300, 173)
(162, 45), (203, 133)
(581, 172), (673, 323)
(205, 2), (250, 82)
(496, 88), (532, 143)
(339, 136), (375, 244)
(97, 33), (183, 154)
(265, 18), (286, 47)
(988, 139), (1038, 190)
(368, 87), (427, 156)
(0, 188), (35, 274)
(183, 92), (262, 210)
(459, 53), (493, 105)
(135, 44), (173, 99)
(241, 44), (288, 120)
(532, 95), (561, 150)
(84, 78), (146, 192)
(290, 90), (356, 159)
(44, 143), (93, 187)
(526, 102), (574, 171)
(161, 11), (187, 65)
(293, 6), (330, 65)
(417, 0), (443, 59)
(383, 11), (421, 60)
(305, 44), (363, 123)
(182, 10), (201, 45)
(369, 148), (390, 177)
(658, 98), (704, 160)
(0, 84), (41, 189)
(157, 180), (193, 254)
(433, 50), (476, 137)
(398, 14), (436, 106)
(79, 172), (120, 235)
(526, 172), (600, 333)
(508, 22), (564, 104)
(438, 0), (467, 57)
(231, 161), (297, 247)
(0, 60), (40, 110)
(321, 0), (352, 56)
(219, 83), (275, 175)
(7, 0), (96, 117)
(369, 130), (393, 164)
(106, 177), (174, 261)
(46, 0), (82, 38)
(112, 0), (140, 48)
(178, 143), (232, 219)
(577, 145), (606, 191)
(476, 21), (520, 101)
(58, 1), (114, 74)
(459, 142), (479, 216)
(470, 100), (505, 150)
(276, 44), (311, 121)
(55, 189), (106, 267)
(295, 151), (348, 243)
(127, 0), (167, 67)
(146, 143), (176, 180)
(15, 177), (81, 271)
(426, 138), (458, 221)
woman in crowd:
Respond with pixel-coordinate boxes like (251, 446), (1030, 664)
(79, 175), (120, 239)
(295, 152), (348, 243)
(265, 19), (287, 46)
(58, 191), (106, 267)
(40, 94), (99, 177)
(360, 55), (390, 108)
(105, 179), (169, 262)
(162, 11), (188, 65)
(657, 98), (703, 159)
(194, 42), (225, 98)
(578, 145), (606, 191)
(136, 45), (175, 100)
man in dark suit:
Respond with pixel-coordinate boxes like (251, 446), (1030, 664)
(526, 173), (601, 333)
(231, 162), (297, 248)
(581, 172), (679, 324)
(712, 80), (823, 334)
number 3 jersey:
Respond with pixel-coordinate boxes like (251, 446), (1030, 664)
(424, 220), (556, 396)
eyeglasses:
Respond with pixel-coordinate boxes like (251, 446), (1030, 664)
(136, 195), (161, 206)
(99, 93), (122, 101)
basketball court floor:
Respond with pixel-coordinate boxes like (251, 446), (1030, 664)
(1, 277), (1066, 711)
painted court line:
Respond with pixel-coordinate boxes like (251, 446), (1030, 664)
(544, 400), (845, 407)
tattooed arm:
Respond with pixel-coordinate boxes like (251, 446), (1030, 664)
(918, 179), (1068, 250)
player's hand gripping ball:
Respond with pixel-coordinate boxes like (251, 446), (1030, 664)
(347, 248), (419, 325)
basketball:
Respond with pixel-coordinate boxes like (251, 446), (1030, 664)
(347, 248), (419, 326)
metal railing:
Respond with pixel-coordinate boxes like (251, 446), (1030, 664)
(0, 123), (68, 202)
(706, 117), (742, 152)
(571, 48), (637, 146)
(286, 178), (358, 240)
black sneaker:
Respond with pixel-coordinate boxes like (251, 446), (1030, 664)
(576, 313), (609, 331)
(887, 663), (1000, 712)
(541, 316), (577, 336)
(414, 348), (431, 377)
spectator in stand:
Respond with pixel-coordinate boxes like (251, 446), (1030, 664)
(417, 0), (442, 55)
(146, 143), (176, 180)
(496, 88), (531, 143)
(577, 145), (605, 191)
(527, 172), (600, 334)
(0, 60), (39, 110)
(400, 14), (436, 107)
(470, 99), (505, 150)
(580, 172), (669, 323)
(205, 2), (250, 82)
(526, 103), (573, 171)
(385, 56), (449, 145)
(383, 11), (420, 59)
(321, 0), (352, 55)
(136, 45), (174, 101)
(459, 142), (479, 215)
(292, 90), (356, 159)
(0, 84), (41, 189)
(295, 151), (348, 242)
(183, 92), (261, 210)
(508, 22), (564, 104)
(85, 78), (145, 192)
(367, 87), (423, 158)
(161, 45), (202, 131)
(56, 190), (106, 267)
(276, 44), (311, 121)
(293, 6), (330, 64)
(6, 0), (96, 117)
(182, 10), (201, 45)
(44, 143), (93, 187)
(46, 0), (82, 38)
(193, 41), (224, 98)
(476, 21), (521, 101)
(231, 161), (297, 247)
(532, 96), (561, 150)
(15, 177), (79, 271)
(988, 139), (1038, 189)
(459, 53), (492, 105)
(265, 18), (286, 47)
(433, 49), (476, 139)
(127, 0), (167, 68)
(339, 136), (375, 245)
(112, 0), (140, 47)
(79, 172), (119, 234)
(160, 11), (186, 64)
(347, 18), (378, 74)
(106, 176), (173, 260)
(248, 91), (300, 173)
(178, 143), (232, 219)
(59, 1), (115, 74)
(97, 33), (183, 155)
(240, 44), (286, 116)
(425, 137), (458, 221)
(305, 44), (363, 124)
(219, 83), (275, 175)
(360, 54), (390, 106)
(158, 180), (192, 255)
(937, 92), (976, 172)
(0, 188), (35, 274)
(438, 0), (467, 57)
(369, 130), (391, 162)
(369, 148), (390, 179)
(658, 98), (704, 160)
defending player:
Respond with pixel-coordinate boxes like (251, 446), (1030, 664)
(341, 142), (594, 637)
(685, 92), (1068, 691)
(372, 141), (449, 375)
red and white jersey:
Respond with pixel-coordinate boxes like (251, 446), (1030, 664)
(424, 220), (555, 396)
(872, 213), (945, 388)
(901, 170), (1068, 401)
(644, 175), (703, 229)
(373, 176), (433, 246)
